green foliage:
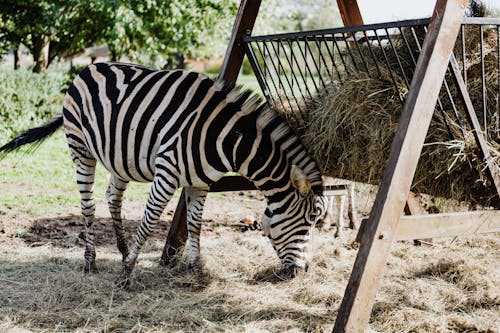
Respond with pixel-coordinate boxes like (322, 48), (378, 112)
(0, 0), (119, 71)
(254, 0), (342, 35)
(241, 57), (253, 76)
(204, 59), (223, 74)
(0, 0), (238, 70)
(110, 0), (238, 64)
(0, 64), (67, 139)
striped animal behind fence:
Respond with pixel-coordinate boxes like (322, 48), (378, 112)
(0, 62), (326, 287)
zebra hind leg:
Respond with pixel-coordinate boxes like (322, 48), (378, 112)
(184, 187), (208, 276)
(116, 172), (177, 289)
(106, 175), (130, 261)
(73, 153), (98, 272)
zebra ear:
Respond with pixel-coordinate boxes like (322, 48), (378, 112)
(291, 165), (311, 195)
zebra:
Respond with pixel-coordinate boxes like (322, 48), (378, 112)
(0, 62), (326, 288)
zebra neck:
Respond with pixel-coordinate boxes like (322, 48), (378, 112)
(231, 115), (318, 199)
(219, 93), (322, 197)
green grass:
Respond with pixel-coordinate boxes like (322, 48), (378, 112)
(0, 131), (154, 215)
(236, 74), (262, 94)
(0, 65), (258, 216)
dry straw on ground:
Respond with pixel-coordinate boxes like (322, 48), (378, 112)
(0, 226), (498, 332)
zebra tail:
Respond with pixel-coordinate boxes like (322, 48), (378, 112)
(0, 114), (64, 159)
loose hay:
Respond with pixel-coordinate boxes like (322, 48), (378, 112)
(0, 229), (498, 332)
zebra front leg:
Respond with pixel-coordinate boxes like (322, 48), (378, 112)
(106, 175), (129, 261)
(319, 197), (333, 231)
(334, 194), (346, 239)
(74, 156), (98, 272)
(184, 187), (208, 275)
(116, 174), (176, 289)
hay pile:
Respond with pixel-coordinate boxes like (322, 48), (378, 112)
(283, 28), (500, 207)
(0, 224), (498, 332)
(0, 222), (500, 333)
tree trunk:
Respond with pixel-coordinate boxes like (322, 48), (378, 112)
(14, 45), (22, 70)
(32, 35), (50, 73)
(174, 54), (185, 69)
(109, 44), (118, 62)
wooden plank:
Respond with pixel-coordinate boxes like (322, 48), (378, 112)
(219, 0), (262, 83)
(357, 210), (500, 242)
(324, 189), (349, 197)
(337, 0), (364, 27)
(333, 1), (467, 332)
(162, 0), (262, 262)
(209, 175), (255, 192)
(448, 54), (500, 203)
(397, 210), (500, 240)
(160, 190), (188, 265)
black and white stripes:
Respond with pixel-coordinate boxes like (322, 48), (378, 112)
(0, 62), (326, 286)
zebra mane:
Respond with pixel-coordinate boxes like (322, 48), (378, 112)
(222, 82), (323, 194)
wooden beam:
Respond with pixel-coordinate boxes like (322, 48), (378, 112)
(397, 210), (500, 240)
(333, 1), (467, 332)
(219, 0), (262, 84)
(337, 0), (364, 27)
(209, 175), (255, 192)
(357, 210), (500, 242)
(448, 54), (500, 203)
(160, 190), (188, 265)
(161, 0), (262, 263)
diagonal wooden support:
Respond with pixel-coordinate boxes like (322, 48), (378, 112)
(332, 0), (467, 332)
(219, 0), (262, 83)
(337, 0), (364, 27)
(448, 54), (500, 202)
(160, 0), (262, 265)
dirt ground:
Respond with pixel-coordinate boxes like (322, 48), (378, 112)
(0, 183), (498, 332)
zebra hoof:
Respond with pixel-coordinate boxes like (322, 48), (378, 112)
(83, 262), (98, 274)
(188, 263), (211, 284)
(276, 264), (305, 280)
(115, 273), (131, 290)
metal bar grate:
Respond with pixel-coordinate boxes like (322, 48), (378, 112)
(243, 17), (500, 140)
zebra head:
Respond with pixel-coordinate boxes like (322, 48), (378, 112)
(262, 165), (326, 279)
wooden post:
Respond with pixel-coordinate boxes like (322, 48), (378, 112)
(448, 54), (500, 202)
(160, 191), (188, 265)
(219, 0), (262, 83)
(333, 0), (467, 332)
(160, 0), (262, 265)
(337, 0), (364, 27)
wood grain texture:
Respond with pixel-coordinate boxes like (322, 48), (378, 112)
(333, 1), (467, 332)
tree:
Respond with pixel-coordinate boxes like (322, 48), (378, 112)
(0, 0), (238, 72)
(108, 0), (238, 67)
(0, 0), (118, 72)
(254, 0), (342, 35)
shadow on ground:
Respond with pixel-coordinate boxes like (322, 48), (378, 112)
(23, 214), (172, 248)
(0, 253), (334, 332)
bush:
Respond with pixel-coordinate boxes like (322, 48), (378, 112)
(241, 57), (253, 75)
(204, 58), (223, 74)
(0, 64), (69, 140)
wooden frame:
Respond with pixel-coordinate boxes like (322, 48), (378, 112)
(160, 0), (262, 265)
(333, 1), (469, 331)
(161, 0), (499, 332)
(357, 210), (500, 242)
(337, 0), (364, 27)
